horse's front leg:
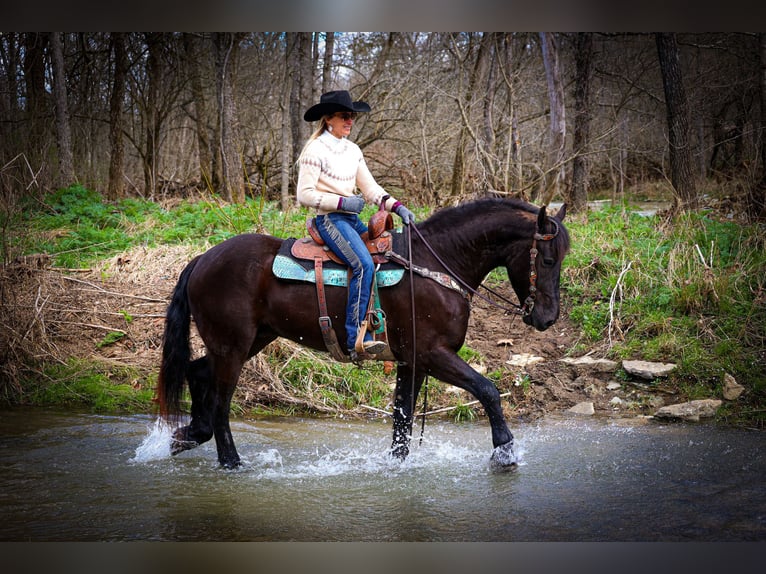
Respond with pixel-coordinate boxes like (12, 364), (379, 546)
(390, 364), (425, 461)
(428, 349), (518, 472)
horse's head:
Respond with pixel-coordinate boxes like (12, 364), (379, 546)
(507, 204), (570, 331)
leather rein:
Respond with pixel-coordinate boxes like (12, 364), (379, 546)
(398, 216), (561, 317)
(397, 214), (560, 443)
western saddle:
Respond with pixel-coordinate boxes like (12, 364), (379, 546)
(289, 208), (395, 363)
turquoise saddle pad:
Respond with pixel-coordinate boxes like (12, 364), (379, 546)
(272, 253), (404, 288)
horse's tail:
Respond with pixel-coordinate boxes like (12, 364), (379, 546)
(156, 256), (199, 423)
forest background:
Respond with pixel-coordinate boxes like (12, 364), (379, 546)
(1, 32), (764, 424)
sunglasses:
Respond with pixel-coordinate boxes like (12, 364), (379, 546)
(334, 112), (358, 121)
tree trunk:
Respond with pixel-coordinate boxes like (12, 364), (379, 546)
(183, 33), (213, 190)
(761, 33), (766, 181)
(288, 33), (312, 167)
(107, 32), (127, 199)
(540, 32), (566, 205)
(23, 33), (48, 174)
(143, 33), (163, 199)
(569, 32), (593, 214)
(656, 33), (698, 212)
(280, 40), (292, 212)
(49, 32), (75, 188)
(480, 33), (500, 191)
(750, 33), (766, 218)
(322, 32), (335, 94)
(499, 34), (524, 197)
(450, 33), (489, 197)
(213, 32), (244, 203)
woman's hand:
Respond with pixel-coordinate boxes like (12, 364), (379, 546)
(394, 203), (415, 225)
(338, 196), (365, 214)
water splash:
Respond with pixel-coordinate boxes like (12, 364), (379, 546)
(130, 418), (173, 463)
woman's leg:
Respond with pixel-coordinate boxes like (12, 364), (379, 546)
(315, 213), (380, 353)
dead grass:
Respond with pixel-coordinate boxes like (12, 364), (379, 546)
(1, 241), (581, 417)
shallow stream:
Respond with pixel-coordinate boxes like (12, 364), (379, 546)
(1, 409), (764, 541)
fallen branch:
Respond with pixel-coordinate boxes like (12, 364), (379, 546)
(49, 267), (92, 273)
(608, 261), (632, 348)
(48, 320), (127, 334)
(61, 275), (166, 302)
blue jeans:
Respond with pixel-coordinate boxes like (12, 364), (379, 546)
(315, 212), (374, 352)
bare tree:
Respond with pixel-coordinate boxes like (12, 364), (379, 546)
(322, 32), (335, 94)
(288, 33), (313, 168)
(2, 32), (765, 211)
(183, 33), (214, 191)
(143, 33), (163, 198)
(540, 32), (566, 205)
(280, 37), (292, 212)
(449, 33), (490, 197)
(569, 32), (593, 213)
(656, 33), (698, 212)
(49, 32), (75, 188)
(213, 32), (245, 203)
(107, 33), (127, 199)
(23, 33), (48, 177)
(751, 32), (766, 218)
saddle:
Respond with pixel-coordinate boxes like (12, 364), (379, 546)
(290, 209), (394, 265)
(289, 208), (396, 364)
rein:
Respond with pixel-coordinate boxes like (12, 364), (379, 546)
(399, 213), (559, 444)
(404, 216), (560, 317)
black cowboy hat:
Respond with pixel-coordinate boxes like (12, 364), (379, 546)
(303, 90), (371, 122)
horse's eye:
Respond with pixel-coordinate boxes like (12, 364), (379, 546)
(542, 257), (555, 267)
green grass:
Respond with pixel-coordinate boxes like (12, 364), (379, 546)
(562, 204), (766, 410)
(258, 342), (394, 413)
(19, 359), (156, 412)
(5, 185), (766, 424)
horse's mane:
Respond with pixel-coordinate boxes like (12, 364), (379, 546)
(420, 197), (537, 234)
(414, 197), (570, 257)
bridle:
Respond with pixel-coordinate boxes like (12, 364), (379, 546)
(404, 215), (561, 317)
(399, 213), (561, 443)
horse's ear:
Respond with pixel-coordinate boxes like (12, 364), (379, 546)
(537, 205), (547, 228)
(555, 203), (567, 221)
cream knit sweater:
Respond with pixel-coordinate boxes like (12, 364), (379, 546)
(296, 131), (399, 215)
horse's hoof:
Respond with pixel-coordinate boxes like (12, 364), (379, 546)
(389, 444), (409, 462)
(170, 438), (199, 456)
(220, 458), (242, 470)
(170, 428), (199, 455)
(489, 442), (519, 472)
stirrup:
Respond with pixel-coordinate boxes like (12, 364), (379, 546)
(362, 339), (388, 355)
(354, 319), (388, 355)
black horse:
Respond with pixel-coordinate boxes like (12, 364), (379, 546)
(157, 198), (569, 469)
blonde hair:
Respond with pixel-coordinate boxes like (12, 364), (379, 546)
(298, 115), (332, 162)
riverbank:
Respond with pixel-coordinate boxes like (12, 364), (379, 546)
(1, 187), (764, 427)
(0, 246), (756, 427)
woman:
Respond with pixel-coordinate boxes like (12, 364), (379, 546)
(297, 90), (415, 360)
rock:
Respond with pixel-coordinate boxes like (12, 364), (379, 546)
(506, 353), (544, 367)
(574, 374), (600, 389)
(653, 399), (722, 422)
(606, 381), (622, 391)
(647, 396), (665, 409)
(560, 356), (619, 374)
(722, 373), (744, 401)
(623, 360), (676, 380)
(567, 401), (595, 416)
(584, 382), (604, 398)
